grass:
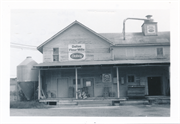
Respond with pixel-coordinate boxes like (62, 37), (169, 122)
(10, 101), (46, 108)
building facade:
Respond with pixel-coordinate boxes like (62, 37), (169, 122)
(34, 19), (170, 100)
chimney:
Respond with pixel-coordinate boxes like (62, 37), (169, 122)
(141, 15), (158, 36)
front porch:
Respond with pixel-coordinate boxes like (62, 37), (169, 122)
(39, 97), (127, 106)
(34, 62), (170, 105)
(39, 96), (127, 102)
(38, 95), (170, 107)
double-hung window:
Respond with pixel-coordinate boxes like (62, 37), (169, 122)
(157, 48), (163, 57)
(53, 48), (59, 61)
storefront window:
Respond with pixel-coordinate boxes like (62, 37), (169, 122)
(128, 75), (135, 83)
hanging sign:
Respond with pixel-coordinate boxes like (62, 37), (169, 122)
(68, 44), (85, 60)
(102, 74), (112, 83)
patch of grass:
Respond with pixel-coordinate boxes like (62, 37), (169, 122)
(10, 101), (46, 108)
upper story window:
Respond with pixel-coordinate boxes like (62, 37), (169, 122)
(157, 48), (163, 56)
(53, 48), (59, 61)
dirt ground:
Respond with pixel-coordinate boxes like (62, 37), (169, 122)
(10, 104), (170, 117)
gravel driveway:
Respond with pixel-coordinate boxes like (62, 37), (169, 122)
(10, 105), (170, 117)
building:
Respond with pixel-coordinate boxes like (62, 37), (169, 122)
(10, 78), (18, 101)
(34, 16), (170, 102)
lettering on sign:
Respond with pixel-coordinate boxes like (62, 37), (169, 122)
(68, 44), (85, 60)
(70, 53), (84, 59)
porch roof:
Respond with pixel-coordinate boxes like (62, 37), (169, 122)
(34, 60), (170, 68)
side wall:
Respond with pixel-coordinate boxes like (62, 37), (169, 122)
(113, 46), (170, 60)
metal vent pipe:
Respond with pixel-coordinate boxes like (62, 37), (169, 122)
(123, 15), (153, 40)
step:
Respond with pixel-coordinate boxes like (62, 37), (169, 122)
(57, 101), (78, 106)
(77, 101), (112, 104)
(78, 103), (111, 107)
(146, 96), (170, 104)
(148, 99), (170, 104)
(120, 100), (149, 105)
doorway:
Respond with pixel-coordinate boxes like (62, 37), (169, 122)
(147, 77), (162, 95)
(83, 78), (94, 97)
(57, 78), (69, 97)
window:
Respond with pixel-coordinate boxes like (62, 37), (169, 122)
(53, 48), (59, 61)
(157, 48), (163, 56)
(127, 75), (135, 83)
(86, 81), (91, 86)
(73, 79), (81, 85)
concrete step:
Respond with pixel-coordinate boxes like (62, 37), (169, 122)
(77, 100), (112, 107)
(145, 96), (170, 104)
(120, 100), (149, 105)
(78, 103), (111, 107)
(57, 101), (78, 106)
(148, 99), (170, 104)
(77, 101), (112, 104)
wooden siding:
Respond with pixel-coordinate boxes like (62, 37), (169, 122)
(43, 24), (111, 62)
(113, 46), (170, 60)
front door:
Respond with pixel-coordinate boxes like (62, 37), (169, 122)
(57, 78), (68, 97)
(83, 78), (94, 97)
(148, 77), (162, 95)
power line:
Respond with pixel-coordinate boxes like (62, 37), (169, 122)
(10, 42), (38, 50)
(10, 42), (37, 48)
(11, 45), (37, 50)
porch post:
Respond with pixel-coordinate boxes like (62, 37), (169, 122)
(38, 69), (41, 100)
(75, 68), (78, 99)
(116, 67), (120, 98)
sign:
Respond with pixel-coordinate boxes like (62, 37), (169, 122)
(68, 44), (85, 60)
(86, 81), (91, 87)
(102, 74), (112, 82)
(147, 25), (156, 33)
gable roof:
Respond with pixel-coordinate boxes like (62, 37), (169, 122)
(100, 31), (170, 46)
(37, 20), (113, 53)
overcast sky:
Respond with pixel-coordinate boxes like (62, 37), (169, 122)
(10, 8), (170, 78)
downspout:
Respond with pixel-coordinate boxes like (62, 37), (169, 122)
(123, 15), (153, 40)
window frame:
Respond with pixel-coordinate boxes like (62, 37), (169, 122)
(73, 79), (81, 85)
(157, 47), (163, 56)
(127, 74), (135, 83)
(53, 48), (59, 61)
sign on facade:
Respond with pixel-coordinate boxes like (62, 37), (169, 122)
(102, 74), (112, 82)
(68, 44), (85, 60)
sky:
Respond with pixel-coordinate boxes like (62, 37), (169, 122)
(10, 9), (170, 78)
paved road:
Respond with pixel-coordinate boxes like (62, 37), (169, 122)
(10, 105), (170, 117)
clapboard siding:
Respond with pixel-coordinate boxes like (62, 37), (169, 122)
(113, 46), (170, 60)
(42, 24), (111, 62)
(60, 48), (110, 53)
(43, 48), (53, 62)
